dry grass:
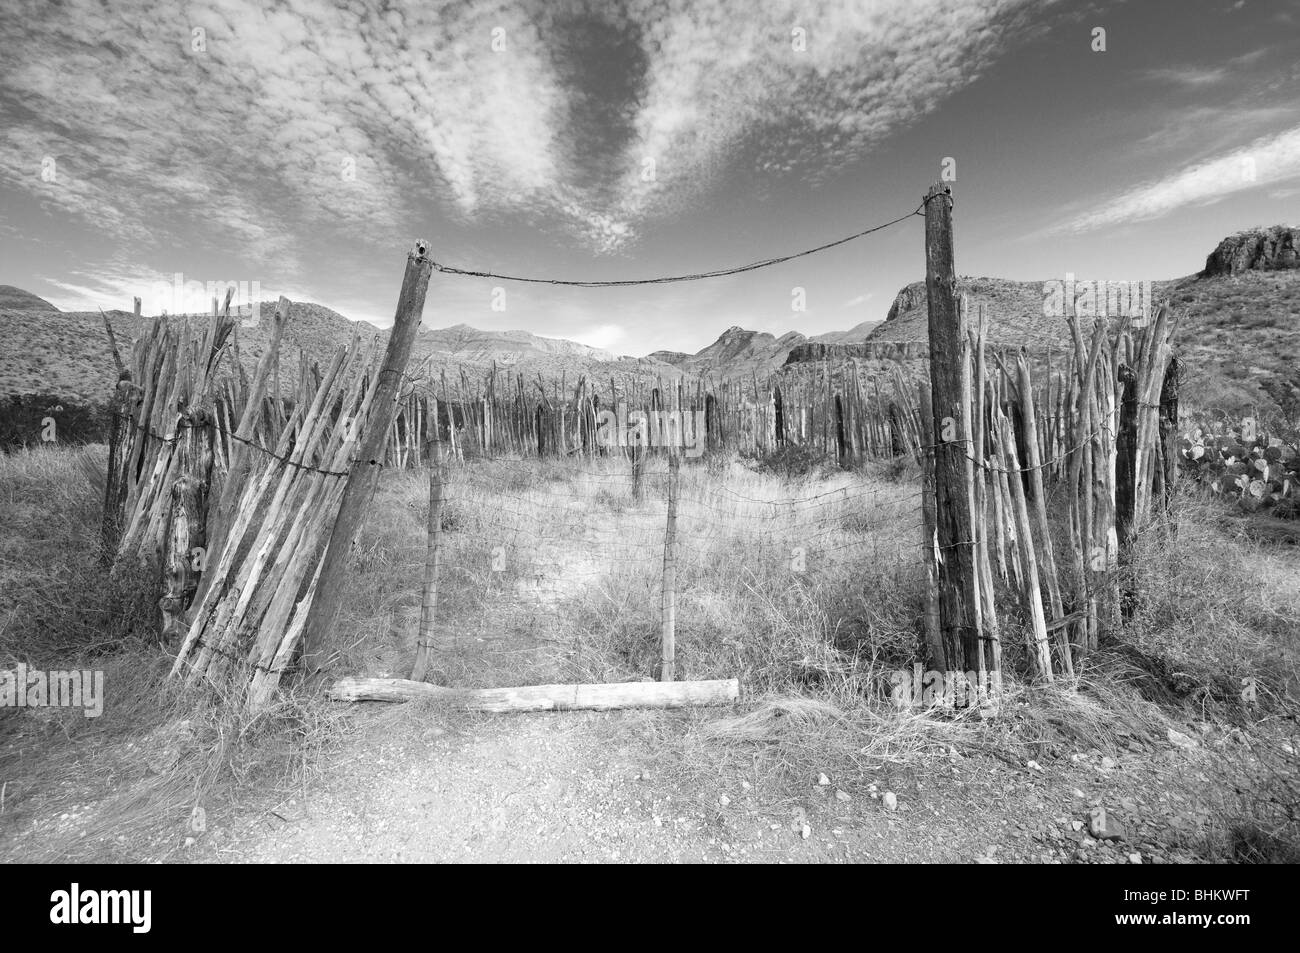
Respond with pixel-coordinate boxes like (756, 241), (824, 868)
(1118, 491), (1300, 710)
(329, 451), (923, 692)
(0, 446), (353, 861)
(4, 441), (1298, 861)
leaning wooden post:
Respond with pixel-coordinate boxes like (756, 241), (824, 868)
(195, 297), (290, 606)
(1016, 351), (1072, 677)
(301, 242), (434, 677)
(922, 182), (981, 673)
(660, 448), (680, 681)
(410, 435), (445, 683)
(101, 374), (135, 565)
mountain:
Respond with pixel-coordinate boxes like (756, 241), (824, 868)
(657, 326), (808, 378)
(0, 297), (677, 407)
(858, 226), (1300, 422)
(810, 319), (883, 344)
(1, 225), (1295, 421)
(0, 286), (59, 311)
(421, 323), (619, 365)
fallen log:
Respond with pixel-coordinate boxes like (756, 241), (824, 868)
(329, 677), (740, 712)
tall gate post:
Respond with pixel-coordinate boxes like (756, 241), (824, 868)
(922, 183), (982, 674)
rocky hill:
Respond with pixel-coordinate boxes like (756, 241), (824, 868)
(870, 277), (1060, 348)
(1202, 225), (1299, 277)
(0, 299), (678, 408)
(810, 319), (883, 345)
(649, 326), (808, 379)
(856, 227), (1299, 423)
(1, 226), (1295, 424)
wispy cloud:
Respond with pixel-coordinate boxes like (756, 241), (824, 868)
(1056, 124), (1300, 233)
(1140, 66), (1231, 87)
(0, 0), (1054, 260)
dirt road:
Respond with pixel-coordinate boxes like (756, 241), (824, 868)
(195, 705), (1226, 864)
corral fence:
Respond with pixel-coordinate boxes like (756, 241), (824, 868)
(90, 185), (1231, 711)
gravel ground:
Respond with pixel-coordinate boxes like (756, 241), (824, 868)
(185, 706), (1261, 864)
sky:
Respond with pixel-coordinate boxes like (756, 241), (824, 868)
(1, 0), (1297, 357)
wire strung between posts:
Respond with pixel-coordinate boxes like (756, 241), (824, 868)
(428, 202), (928, 287)
(112, 411), (362, 478)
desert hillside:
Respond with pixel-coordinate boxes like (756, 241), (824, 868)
(0, 301), (679, 408)
(858, 225), (1299, 422)
(0, 285), (59, 311)
(0, 226), (1295, 421)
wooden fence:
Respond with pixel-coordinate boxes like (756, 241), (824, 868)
(102, 243), (433, 706)
(918, 182), (1180, 690)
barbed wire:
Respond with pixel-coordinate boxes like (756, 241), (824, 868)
(113, 411), (358, 478)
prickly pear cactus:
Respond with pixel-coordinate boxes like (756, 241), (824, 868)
(1179, 418), (1299, 517)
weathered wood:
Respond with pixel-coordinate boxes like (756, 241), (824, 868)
(197, 297), (289, 603)
(661, 450), (680, 681)
(918, 382), (943, 667)
(1155, 357), (1181, 534)
(301, 242), (433, 676)
(100, 376), (136, 564)
(330, 677), (740, 711)
(411, 438), (445, 683)
(1115, 364), (1138, 559)
(159, 474), (201, 645)
(100, 309), (126, 379)
(971, 308), (1001, 677)
(923, 182), (981, 673)
(1016, 352), (1072, 677)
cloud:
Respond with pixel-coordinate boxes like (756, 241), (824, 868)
(571, 324), (625, 350)
(36, 259), (317, 316)
(1139, 66), (1230, 87)
(1056, 124), (1300, 233)
(0, 0), (1054, 259)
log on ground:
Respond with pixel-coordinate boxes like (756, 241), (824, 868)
(329, 677), (740, 711)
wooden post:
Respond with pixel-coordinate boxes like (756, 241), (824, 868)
(922, 183), (981, 673)
(1016, 351), (1072, 677)
(301, 242), (434, 676)
(1115, 365), (1138, 555)
(631, 433), (645, 502)
(1155, 357), (1181, 534)
(100, 375), (135, 565)
(997, 412), (1054, 681)
(196, 297), (290, 606)
(918, 382), (944, 668)
(660, 450), (680, 681)
(971, 307), (1001, 680)
(410, 437), (445, 683)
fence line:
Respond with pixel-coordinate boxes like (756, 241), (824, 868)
(92, 190), (1269, 711)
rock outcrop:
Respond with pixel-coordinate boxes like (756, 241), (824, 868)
(884, 281), (926, 323)
(1202, 225), (1300, 277)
